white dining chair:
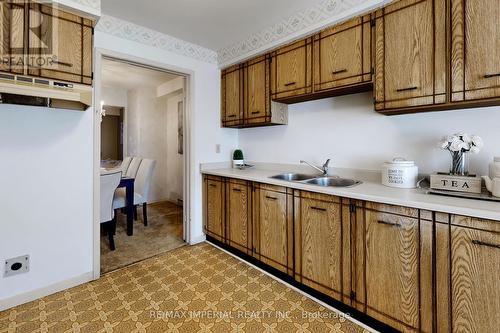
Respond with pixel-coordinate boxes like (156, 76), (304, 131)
(100, 170), (122, 250)
(113, 159), (156, 226)
(125, 157), (142, 178)
(120, 156), (133, 175)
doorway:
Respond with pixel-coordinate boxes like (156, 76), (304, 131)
(97, 56), (188, 274)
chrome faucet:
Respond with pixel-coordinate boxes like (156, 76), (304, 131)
(300, 159), (331, 176)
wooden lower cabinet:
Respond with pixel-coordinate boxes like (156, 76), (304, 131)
(253, 183), (294, 275)
(357, 203), (433, 333)
(225, 179), (252, 254)
(203, 175), (498, 332)
(436, 215), (500, 333)
(294, 191), (344, 301)
(203, 175), (225, 242)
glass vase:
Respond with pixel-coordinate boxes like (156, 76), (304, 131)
(450, 151), (469, 176)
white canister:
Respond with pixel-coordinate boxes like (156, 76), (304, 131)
(382, 158), (419, 188)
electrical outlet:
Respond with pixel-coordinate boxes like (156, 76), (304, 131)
(4, 255), (29, 278)
(215, 144), (221, 154)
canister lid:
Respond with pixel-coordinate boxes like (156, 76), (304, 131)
(384, 158), (415, 166)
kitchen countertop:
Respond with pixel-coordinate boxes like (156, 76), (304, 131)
(201, 165), (500, 221)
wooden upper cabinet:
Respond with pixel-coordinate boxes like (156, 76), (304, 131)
(253, 183), (293, 276)
(0, 1), (26, 75)
(451, 0), (500, 102)
(361, 203), (432, 333)
(437, 215), (500, 333)
(374, 0), (446, 114)
(28, 3), (93, 84)
(244, 55), (268, 124)
(225, 179), (252, 254)
(294, 191), (343, 301)
(221, 64), (244, 127)
(313, 15), (373, 94)
(271, 38), (313, 102)
(203, 175), (225, 243)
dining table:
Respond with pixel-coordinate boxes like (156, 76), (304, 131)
(118, 177), (135, 236)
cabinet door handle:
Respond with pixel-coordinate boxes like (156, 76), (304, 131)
(284, 82), (296, 87)
(227, 114), (236, 118)
(396, 86), (418, 92)
(265, 195), (277, 200)
(332, 69), (347, 75)
(251, 111), (260, 115)
(310, 206), (327, 212)
(472, 240), (500, 249)
(209, 184), (217, 188)
(232, 188), (241, 192)
(377, 220), (401, 228)
(484, 73), (500, 79)
(52, 60), (73, 68)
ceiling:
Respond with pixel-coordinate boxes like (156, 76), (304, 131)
(101, 58), (180, 91)
(101, 0), (324, 50)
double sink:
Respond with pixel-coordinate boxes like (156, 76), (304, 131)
(269, 173), (362, 188)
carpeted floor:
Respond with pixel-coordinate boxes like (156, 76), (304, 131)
(0, 243), (370, 333)
(100, 201), (185, 273)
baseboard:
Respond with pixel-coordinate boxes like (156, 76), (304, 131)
(189, 234), (206, 245)
(0, 271), (93, 311)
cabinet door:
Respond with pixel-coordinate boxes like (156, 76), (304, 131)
(244, 55), (269, 125)
(448, 218), (500, 332)
(294, 192), (343, 301)
(221, 65), (243, 127)
(253, 184), (293, 275)
(271, 38), (312, 101)
(0, 1), (26, 75)
(313, 15), (372, 93)
(204, 176), (225, 242)
(226, 179), (251, 254)
(451, 0), (500, 101)
(363, 203), (432, 332)
(374, 0), (446, 113)
(28, 3), (93, 84)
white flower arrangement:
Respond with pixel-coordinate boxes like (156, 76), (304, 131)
(439, 132), (483, 154)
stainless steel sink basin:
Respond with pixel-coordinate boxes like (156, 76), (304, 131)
(304, 177), (362, 187)
(270, 173), (318, 181)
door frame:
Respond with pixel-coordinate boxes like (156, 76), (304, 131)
(92, 48), (193, 279)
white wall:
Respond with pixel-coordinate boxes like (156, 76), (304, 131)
(127, 86), (169, 202)
(101, 86), (127, 108)
(94, 32), (239, 244)
(166, 92), (184, 203)
(239, 92), (500, 176)
(0, 105), (94, 305)
(0, 22), (238, 310)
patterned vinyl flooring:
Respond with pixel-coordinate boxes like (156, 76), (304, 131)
(0, 243), (370, 333)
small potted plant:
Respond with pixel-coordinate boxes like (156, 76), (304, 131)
(233, 149), (244, 168)
(438, 132), (483, 175)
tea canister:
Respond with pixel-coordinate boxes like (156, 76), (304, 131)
(382, 158), (419, 188)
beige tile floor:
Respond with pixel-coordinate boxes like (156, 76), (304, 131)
(0, 243), (369, 333)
